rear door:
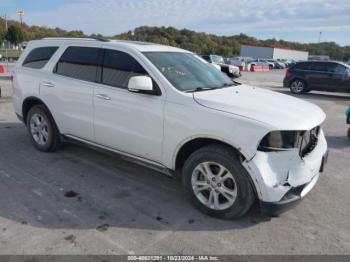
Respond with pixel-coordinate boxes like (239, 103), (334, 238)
(93, 48), (165, 162)
(306, 62), (328, 90)
(41, 45), (103, 141)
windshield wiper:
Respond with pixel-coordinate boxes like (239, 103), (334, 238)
(185, 83), (235, 93)
(184, 87), (217, 93)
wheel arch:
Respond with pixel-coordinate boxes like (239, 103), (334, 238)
(174, 137), (247, 171)
(22, 97), (59, 133)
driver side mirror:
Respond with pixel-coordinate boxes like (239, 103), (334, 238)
(128, 75), (154, 94)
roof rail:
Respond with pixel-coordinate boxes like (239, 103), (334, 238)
(41, 36), (110, 42)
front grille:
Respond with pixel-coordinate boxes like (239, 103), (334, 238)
(299, 126), (320, 157)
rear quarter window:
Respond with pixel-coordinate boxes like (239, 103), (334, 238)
(294, 62), (309, 70)
(22, 46), (59, 69)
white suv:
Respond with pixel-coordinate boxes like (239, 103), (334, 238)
(12, 38), (328, 219)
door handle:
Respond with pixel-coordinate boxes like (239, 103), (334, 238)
(41, 81), (55, 88)
(95, 94), (111, 100)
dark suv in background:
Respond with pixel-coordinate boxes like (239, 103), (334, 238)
(284, 61), (350, 94)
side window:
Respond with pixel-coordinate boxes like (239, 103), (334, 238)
(326, 63), (347, 74)
(54, 46), (103, 82)
(309, 62), (326, 72)
(23, 47), (58, 69)
(102, 49), (147, 89)
(295, 62), (310, 70)
(201, 55), (210, 62)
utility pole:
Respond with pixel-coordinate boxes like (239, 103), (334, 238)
(3, 14), (8, 65)
(318, 32), (322, 43)
(17, 9), (24, 26)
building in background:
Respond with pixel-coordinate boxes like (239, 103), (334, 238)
(240, 45), (309, 61)
(308, 55), (330, 61)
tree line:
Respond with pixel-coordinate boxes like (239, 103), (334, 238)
(1, 18), (349, 61)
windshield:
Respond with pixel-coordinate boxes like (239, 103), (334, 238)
(143, 52), (235, 92)
(211, 55), (224, 64)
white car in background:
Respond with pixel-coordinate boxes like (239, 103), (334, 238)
(12, 38), (328, 219)
(250, 58), (275, 69)
(201, 55), (241, 78)
(267, 59), (286, 69)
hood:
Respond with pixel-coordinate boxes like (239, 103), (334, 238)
(193, 84), (326, 130)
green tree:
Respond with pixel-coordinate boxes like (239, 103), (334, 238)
(0, 32), (4, 47)
(5, 25), (24, 46)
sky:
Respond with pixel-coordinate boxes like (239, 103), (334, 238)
(1, 0), (350, 46)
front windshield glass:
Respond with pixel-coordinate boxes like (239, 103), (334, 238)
(211, 55), (224, 64)
(143, 52), (234, 92)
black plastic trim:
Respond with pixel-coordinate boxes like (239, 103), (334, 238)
(260, 197), (301, 216)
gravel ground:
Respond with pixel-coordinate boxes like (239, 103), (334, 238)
(0, 68), (349, 255)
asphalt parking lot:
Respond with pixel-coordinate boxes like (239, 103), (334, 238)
(0, 66), (350, 255)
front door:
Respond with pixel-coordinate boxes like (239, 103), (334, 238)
(93, 48), (165, 163)
(324, 63), (350, 92)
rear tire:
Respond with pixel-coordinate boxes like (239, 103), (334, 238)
(182, 144), (255, 219)
(26, 105), (61, 152)
(290, 79), (308, 94)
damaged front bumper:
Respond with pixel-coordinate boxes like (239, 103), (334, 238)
(243, 129), (328, 215)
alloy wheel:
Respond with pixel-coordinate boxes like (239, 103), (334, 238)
(30, 113), (49, 146)
(191, 161), (237, 210)
(291, 80), (304, 93)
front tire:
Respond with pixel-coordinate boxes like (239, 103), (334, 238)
(26, 105), (61, 152)
(290, 79), (307, 94)
(182, 145), (255, 219)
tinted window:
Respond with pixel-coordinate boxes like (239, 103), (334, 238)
(102, 49), (147, 88)
(294, 62), (309, 70)
(326, 63), (347, 74)
(55, 47), (103, 82)
(201, 55), (210, 62)
(308, 62), (326, 72)
(23, 47), (58, 69)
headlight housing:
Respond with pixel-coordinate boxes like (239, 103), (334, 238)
(258, 131), (300, 151)
(258, 127), (320, 157)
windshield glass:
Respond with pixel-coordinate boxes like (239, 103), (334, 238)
(143, 52), (234, 92)
(211, 55), (224, 64)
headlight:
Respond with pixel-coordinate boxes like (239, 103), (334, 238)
(258, 131), (300, 151)
(258, 127), (320, 156)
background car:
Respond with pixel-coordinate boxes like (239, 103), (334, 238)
(201, 55), (241, 78)
(267, 59), (286, 69)
(283, 61), (350, 94)
(250, 58), (274, 69)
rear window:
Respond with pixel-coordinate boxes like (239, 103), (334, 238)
(54, 46), (103, 82)
(23, 47), (58, 69)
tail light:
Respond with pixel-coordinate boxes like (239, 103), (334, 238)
(285, 68), (292, 78)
